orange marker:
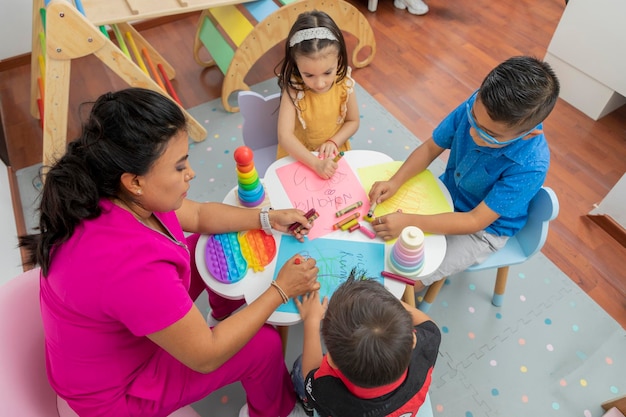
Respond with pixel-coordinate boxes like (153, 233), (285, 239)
(332, 212), (360, 230)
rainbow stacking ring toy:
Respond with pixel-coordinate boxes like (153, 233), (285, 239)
(234, 146), (265, 207)
(388, 226), (425, 277)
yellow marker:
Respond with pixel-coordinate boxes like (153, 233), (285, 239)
(340, 218), (359, 231)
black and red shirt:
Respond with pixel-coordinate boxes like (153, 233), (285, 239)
(305, 320), (441, 417)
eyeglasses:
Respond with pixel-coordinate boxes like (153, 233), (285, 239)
(465, 91), (536, 145)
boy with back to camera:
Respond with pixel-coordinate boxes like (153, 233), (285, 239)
(368, 56), (560, 292)
(292, 271), (441, 416)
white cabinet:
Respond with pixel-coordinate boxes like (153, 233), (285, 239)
(544, 0), (626, 120)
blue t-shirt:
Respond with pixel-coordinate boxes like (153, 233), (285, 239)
(432, 96), (550, 236)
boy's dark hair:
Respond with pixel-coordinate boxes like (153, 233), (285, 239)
(479, 55), (560, 132)
(275, 10), (348, 97)
(19, 88), (187, 275)
(321, 270), (414, 388)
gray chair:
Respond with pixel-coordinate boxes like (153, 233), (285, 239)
(238, 90), (280, 177)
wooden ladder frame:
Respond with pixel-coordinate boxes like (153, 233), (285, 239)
(193, 0), (377, 112)
(30, 0), (212, 167)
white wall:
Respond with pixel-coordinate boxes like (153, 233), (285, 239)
(0, 0), (33, 60)
(589, 173), (626, 229)
(0, 167), (26, 285)
(0, 0), (35, 284)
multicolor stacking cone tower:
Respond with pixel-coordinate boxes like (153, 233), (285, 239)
(388, 226), (425, 277)
(234, 146), (265, 207)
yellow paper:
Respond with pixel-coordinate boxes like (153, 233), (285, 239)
(358, 161), (453, 216)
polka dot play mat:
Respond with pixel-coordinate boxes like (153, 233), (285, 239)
(175, 79), (626, 416)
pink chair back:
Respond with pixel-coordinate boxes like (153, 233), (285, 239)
(0, 267), (200, 417)
(0, 268), (59, 417)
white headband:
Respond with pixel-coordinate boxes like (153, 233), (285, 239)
(289, 27), (337, 47)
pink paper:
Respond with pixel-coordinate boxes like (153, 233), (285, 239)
(276, 158), (369, 239)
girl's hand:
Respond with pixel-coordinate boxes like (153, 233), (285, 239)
(275, 255), (320, 299)
(295, 290), (328, 323)
(318, 140), (338, 160)
(314, 158), (337, 180)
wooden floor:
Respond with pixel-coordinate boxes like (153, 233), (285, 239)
(1, 0), (625, 327)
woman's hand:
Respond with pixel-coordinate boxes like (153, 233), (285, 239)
(295, 290), (328, 324)
(269, 208), (313, 240)
(275, 255), (320, 299)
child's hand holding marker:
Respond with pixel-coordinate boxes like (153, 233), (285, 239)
(364, 202), (377, 222)
(332, 151), (345, 163)
(314, 151), (343, 180)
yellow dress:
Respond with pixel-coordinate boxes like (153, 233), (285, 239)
(276, 67), (355, 159)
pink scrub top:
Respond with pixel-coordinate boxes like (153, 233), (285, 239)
(40, 199), (194, 416)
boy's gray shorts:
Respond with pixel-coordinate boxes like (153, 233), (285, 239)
(418, 231), (509, 286)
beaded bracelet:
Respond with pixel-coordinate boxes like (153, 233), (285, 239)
(270, 281), (289, 304)
(324, 139), (339, 150)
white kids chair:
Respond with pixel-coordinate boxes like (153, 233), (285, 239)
(238, 90), (281, 177)
(418, 186), (559, 312)
(0, 267), (200, 417)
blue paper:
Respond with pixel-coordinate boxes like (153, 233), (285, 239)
(273, 236), (385, 313)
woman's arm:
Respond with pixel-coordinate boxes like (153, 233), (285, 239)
(148, 255), (320, 373)
(175, 200), (312, 238)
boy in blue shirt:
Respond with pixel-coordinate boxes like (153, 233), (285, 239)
(368, 56), (560, 289)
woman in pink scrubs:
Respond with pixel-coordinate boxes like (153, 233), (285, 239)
(19, 88), (318, 417)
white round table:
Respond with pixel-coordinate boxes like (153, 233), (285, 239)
(196, 150), (449, 325)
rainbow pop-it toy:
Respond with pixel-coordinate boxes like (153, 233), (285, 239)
(205, 230), (276, 283)
(238, 229), (276, 272)
(205, 233), (248, 283)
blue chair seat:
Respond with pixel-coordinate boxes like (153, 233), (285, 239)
(419, 187), (559, 311)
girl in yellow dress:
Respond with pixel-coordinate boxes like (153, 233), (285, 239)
(276, 10), (360, 179)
